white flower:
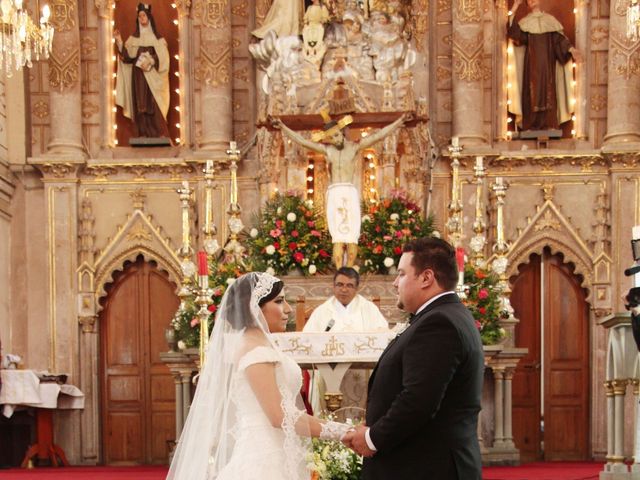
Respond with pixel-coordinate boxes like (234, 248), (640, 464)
(383, 257), (394, 267)
(277, 207), (282, 214)
(266, 267), (275, 275)
(250, 228), (258, 238)
(287, 212), (297, 222)
(362, 215), (371, 223)
(301, 258), (309, 267)
(305, 199), (314, 208)
(265, 245), (276, 255)
(177, 340), (186, 350)
(226, 278), (236, 286)
(308, 264), (317, 274)
(390, 213), (399, 221)
(432, 230), (441, 238)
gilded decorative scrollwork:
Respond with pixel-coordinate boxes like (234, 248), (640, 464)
(452, 33), (486, 82)
(590, 93), (606, 112)
(454, 0), (482, 23)
(81, 100), (99, 119)
(174, 0), (193, 17)
(39, 163), (76, 178)
(232, 2), (248, 17)
(81, 36), (97, 57)
(126, 224), (153, 243)
(83, 163), (195, 181)
(438, 0), (452, 15)
(49, 49), (80, 91)
(590, 26), (608, 46)
(533, 210), (561, 232)
(194, 0), (229, 28)
(195, 43), (231, 87)
(610, 30), (640, 79)
(94, 0), (110, 19)
(33, 100), (50, 119)
(614, 0), (631, 17)
(50, 0), (77, 32)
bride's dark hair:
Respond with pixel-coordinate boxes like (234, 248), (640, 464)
(221, 272), (284, 330)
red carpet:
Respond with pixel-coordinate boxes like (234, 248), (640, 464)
(483, 461), (603, 480)
(0, 462), (604, 479)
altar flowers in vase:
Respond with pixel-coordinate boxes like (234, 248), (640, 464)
(462, 265), (507, 345)
(358, 190), (434, 274)
(247, 192), (333, 276)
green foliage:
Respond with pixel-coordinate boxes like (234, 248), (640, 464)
(309, 437), (363, 480)
(171, 260), (248, 349)
(462, 265), (506, 345)
(358, 190), (435, 274)
(247, 192), (333, 276)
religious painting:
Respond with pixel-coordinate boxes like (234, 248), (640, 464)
(113, 0), (180, 147)
(506, 0), (578, 139)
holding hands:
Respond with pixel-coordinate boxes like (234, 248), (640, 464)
(342, 424), (376, 458)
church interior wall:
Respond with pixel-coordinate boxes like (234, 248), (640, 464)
(0, 0), (639, 465)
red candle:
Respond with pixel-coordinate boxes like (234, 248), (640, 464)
(197, 251), (209, 276)
(455, 247), (465, 273)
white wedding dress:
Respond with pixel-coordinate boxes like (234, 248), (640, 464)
(215, 345), (309, 480)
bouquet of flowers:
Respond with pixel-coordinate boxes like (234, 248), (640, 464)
(358, 190), (435, 274)
(247, 192), (333, 276)
(462, 265), (506, 345)
(308, 437), (363, 480)
(171, 260), (248, 349)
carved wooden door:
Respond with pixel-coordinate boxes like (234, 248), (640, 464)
(100, 256), (178, 464)
(510, 250), (589, 461)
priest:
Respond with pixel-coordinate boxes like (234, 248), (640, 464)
(303, 267), (388, 413)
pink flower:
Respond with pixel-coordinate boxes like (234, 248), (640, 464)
(190, 318), (200, 327)
(270, 228), (282, 238)
(475, 320), (482, 330)
(291, 230), (299, 238)
(275, 219), (283, 228)
(310, 230), (322, 237)
(395, 230), (404, 238)
(293, 252), (304, 263)
(478, 289), (489, 300)
(383, 235), (393, 241)
(307, 221), (315, 228)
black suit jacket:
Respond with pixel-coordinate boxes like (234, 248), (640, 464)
(363, 293), (484, 480)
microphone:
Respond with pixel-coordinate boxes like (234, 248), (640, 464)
(625, 265), (640, 277)
(325, 319), (335, 332)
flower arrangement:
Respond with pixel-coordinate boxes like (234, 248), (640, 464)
(247, 192), (333, 276)
(462, 265), (506, 345)
(358, 190), (435, 274)
(171, 260), (248, 349)
(308, 437), (362, 480)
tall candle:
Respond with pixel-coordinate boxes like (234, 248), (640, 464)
(452, 136), (459, 148)
(496, 176), (503, 186)
(230, 141), (237, 151)
(476, 156), (483, 169)
(455, 247), (465, 273)
(197, 251), (209, 276)
(633, 226), (640, 240)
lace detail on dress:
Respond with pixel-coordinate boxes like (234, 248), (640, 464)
(250, 273), (279, 313)
(319, 421), (352, 441)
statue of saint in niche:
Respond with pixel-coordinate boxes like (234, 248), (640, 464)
(252, 0), (303, 38)
(507, 0), (582, 133)
(114, 3), (170, 143)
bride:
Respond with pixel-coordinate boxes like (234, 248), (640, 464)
(167, 272), (352, 479)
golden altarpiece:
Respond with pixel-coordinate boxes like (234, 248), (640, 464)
(0, 0), (638, 472)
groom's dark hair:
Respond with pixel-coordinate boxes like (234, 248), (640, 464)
(403, 237), (458, 291)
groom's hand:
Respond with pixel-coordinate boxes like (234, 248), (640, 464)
(350, 425), (376, 458)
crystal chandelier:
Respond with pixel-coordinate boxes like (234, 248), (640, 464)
(0, 0), (54, 76)
(628, 0), (640, 41)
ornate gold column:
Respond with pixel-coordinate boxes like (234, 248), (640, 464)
(604, 0), (640, 144)
(47, 1), (85, 157)
(194, 0), (233, 158)
(451, 0), (486, 145)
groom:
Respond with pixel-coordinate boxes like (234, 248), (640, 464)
(343, 237), (484, 479)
